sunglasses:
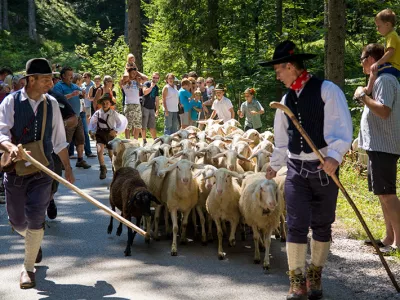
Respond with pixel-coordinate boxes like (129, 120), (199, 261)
(153, 77), (160, 79)
(83, 76), (88, 78)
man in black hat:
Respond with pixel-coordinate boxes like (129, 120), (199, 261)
(262, 41), (352, 300)
(0, 58), (75, 289)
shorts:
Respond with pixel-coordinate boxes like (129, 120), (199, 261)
(142, 107), (156, 129)
(124, 104), (142, 130)
(85, 107), (91, 118)
(367, 151), (399, 195)
(180, 112), (190, 126)
(65, 117), (85, 145)
(95, 129), (113, 150)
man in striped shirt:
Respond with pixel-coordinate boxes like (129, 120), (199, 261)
(354, 43), (400, 256)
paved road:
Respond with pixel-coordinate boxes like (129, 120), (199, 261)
(0, 142), (399, 299)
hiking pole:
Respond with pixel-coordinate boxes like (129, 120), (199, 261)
(269, 102), (400, 293)
(17, 145), (149, 239)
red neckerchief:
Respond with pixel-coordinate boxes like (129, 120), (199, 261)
(290, 70), (311, 93)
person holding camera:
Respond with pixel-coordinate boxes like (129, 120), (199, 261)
(53, 67), (91, 169)
(141, 72), (160, 144)
(354, 43), (400, 255)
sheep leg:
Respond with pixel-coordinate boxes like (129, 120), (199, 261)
(153, 205), (162, 241)
(241, 221), (247, 241)
(252, 225), (261, 264)
(164, 205), (172, 239)
(191, 208), (198, 239)
(124, 216), (133, 256)
(145, 215), (151, 244)
(279, 214), (287, 242)
(263, 229), (273, 271)
(222, 220), (228, 238)
(228, 220), (238, 247)
(195, 205), (207, 245)
(170, 209), (178, 256)
(107, 205), (115, 234)
(215, 218), (225, 260)
(180, 210), (190, 245)
(116, 222), (123, 236)
(207, 213), (214, 242)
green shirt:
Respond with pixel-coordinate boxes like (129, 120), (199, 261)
(240, 99), (264, 129)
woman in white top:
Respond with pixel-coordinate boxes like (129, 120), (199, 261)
(162, 73), (180, 135)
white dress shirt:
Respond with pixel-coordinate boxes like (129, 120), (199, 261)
(211, 96), (233, 122)
(0, 88), (69, 154)
(89, 109), (126, 133)
(270, 80), (353, 172)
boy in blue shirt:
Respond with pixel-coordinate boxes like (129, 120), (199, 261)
(190, 89), (203, 126)
(178, 78), (192, 129)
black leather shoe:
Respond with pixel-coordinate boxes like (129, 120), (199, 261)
(35, 247), (42, 263)
(47, 199), (57, 220)
(20, 270), (35, 289)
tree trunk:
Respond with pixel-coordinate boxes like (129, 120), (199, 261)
(324, 0), (328, 78)
(207, 0), (222, 77)
(0, 0), (3, 31)
(28, 0), (38, 41)
(325, 0), (346, 89)
(3, 0), (9, 30)
(275, 0), (283, 101)
(254, 0), (262, 57)
(124, 0), (128, 43)
(127, 0), (143, 71)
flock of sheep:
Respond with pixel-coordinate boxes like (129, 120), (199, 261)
(106, 119), (287, 271)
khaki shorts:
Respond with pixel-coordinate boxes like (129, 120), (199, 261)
(142, 107), (156, 129)
(85, 107), (91, 118)
(124, 104), (142, 129)
(180, 112), (190, 126)
(65, 117), (85, 145)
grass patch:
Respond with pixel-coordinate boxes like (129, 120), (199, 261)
(336, 158), (400, 242)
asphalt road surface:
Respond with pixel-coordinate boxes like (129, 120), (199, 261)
(1, 142), (399, 300)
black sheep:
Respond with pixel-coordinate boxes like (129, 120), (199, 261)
(108, 167), (161, 256)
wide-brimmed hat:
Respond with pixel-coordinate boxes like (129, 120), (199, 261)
(214, 83), (226, 91)
(22, 58), (59, 78)
(194, 88), (202, 95)
(259, 40), (316, 67)
(98, 93), (115, 106)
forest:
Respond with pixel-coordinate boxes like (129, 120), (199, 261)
(1, 0), (400, 133)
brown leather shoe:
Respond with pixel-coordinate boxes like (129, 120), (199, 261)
(35, 247), (42, 263)
(20, 270), (35, 289)
(287, 270), (307, 300)
(306, 264), (323, 300)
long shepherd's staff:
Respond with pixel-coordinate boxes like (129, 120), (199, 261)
(16, 145), (148, 238)
(269, 102), (400, 292)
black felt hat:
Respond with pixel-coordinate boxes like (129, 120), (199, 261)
(98, 93), (115, 106)
(23, 58), (58, 78)
(259, 40), (316, 67)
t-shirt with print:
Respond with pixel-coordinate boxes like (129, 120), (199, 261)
(123, 80), (140, 105)
(211, 96), (233, 122)
(385, 30), (400, 70)
(240, 99), (264, 129)
(189, 99), (203, 121)
(179, 88), (192, 112)
(142, 81), (159, 110)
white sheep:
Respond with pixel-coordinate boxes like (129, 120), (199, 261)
(260, 131), (274, 143)
(243, 129), (261, 147)
(239, 177), (283, 270)
(108, 138), (140, 172)
(158, 159), (204, 256)
(249, 149), (272, 172)
(352, 137), (368, 166)
(206, 168), (243, 260)
(213, 149), (247, 173)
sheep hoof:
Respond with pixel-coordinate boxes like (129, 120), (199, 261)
(280, 237), (286, 243)
(275, 233), (281, 239)
(116, 229), (122, 236)
(171, 251), (178, 256)
(124, 250), (131, 257)
(229, 239), (236, 247)
(263, 265), (270, 272)
(107, 228), (112, 235)
(218, 253), (226, 260)
(254, 259), (261, 264)
(145, 238), (151, 244)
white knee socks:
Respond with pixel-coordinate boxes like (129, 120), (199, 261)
(287, 242), (308, 274)
(310, 238), (331, 267)
(24, 229), (44, 272)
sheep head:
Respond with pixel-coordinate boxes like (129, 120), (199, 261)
(157, 159), (204, 185)
(209, 168), (243, 195)
(252, 179), (278, 213)
(249, 149), (272, 172)
(129, 190), (161, 217)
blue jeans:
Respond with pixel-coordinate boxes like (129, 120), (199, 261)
(164, 112), (179, 135)
(80, 112), (92, 156)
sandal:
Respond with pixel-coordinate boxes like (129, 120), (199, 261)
(364, 239), (385, 247)
(377, 246), (399, 256)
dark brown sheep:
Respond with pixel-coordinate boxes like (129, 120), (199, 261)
(108, 167), (160, 256)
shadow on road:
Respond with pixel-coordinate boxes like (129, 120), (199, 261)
(35, 266), (129, 300)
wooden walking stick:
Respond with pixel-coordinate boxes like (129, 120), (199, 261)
(17, 145), (149, 238)
(269, 102), (400, 292)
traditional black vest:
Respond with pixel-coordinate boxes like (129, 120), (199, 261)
(10, 91), (53, 161)
(285, 76), (327, 154)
